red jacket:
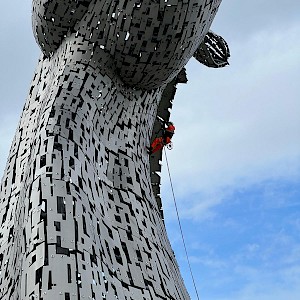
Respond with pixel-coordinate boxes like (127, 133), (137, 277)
(165, 124), (175, 134)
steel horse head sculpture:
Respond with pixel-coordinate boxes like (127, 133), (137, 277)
(0, 0), (229, 299)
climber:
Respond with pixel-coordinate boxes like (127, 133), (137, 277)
(147, 121), (175, 154)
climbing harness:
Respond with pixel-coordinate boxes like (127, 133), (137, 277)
(163, 148), (200, 300)
(166, 141), (173, 150)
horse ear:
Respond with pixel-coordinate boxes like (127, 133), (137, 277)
(193, 31), (230, 68)
(32, 0), (92, 56)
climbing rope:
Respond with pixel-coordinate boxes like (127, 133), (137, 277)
(163, 148), (201, 300)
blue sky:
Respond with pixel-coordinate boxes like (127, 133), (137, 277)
(1, 1), (300, 300)
(163, 179), (300, 299)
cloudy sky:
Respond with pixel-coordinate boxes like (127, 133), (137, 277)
(1, 1), (300, 300)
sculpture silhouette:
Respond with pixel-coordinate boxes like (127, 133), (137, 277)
(0, 0), (229, 299)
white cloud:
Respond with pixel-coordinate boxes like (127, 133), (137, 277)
(220, 267), (300, 300)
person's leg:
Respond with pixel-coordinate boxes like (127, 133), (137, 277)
(151, 138), (164, 154)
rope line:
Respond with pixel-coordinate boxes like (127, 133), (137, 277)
(163, 148), (200, 300)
